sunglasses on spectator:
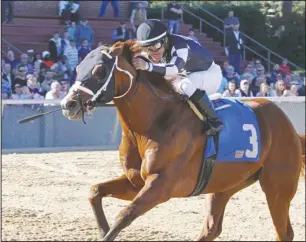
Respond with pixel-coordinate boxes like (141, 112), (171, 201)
(258, 69), (264, 71)
(19, 69), (25, 72)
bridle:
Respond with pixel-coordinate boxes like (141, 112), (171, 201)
(69, 50), (134, 124)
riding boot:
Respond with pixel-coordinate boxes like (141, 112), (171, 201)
(189, 89), (223, 136)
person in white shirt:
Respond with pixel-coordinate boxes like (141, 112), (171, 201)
(64, 39), (79, 72)
(45, 81), (66, 106)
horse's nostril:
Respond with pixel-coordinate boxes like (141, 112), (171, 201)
(66, 100), (77, 109)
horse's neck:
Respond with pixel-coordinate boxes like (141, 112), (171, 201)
(113, 75), (180, 134)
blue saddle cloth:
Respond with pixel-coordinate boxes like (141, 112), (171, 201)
(204, 98), (261, 162)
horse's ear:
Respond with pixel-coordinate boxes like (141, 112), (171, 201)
(107, 42), (125, 57)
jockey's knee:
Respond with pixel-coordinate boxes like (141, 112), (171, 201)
(179, 79), (197, 97)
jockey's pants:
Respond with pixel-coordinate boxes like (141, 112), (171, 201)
(171, 61), (223, 97)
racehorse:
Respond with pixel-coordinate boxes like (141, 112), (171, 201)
(60, 40), (305, 241)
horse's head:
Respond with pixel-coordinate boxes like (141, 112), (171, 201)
(61, 41), (138, 120)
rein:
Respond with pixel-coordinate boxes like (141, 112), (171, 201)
(70, 48), (185, 123)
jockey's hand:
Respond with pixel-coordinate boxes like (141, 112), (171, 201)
(132, 57), (149, 71)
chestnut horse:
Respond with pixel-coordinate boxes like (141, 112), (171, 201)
(60, 41), (305, 241)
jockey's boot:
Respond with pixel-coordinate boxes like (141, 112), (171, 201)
(189, 89), (223, 136)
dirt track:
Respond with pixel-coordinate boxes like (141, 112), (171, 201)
(2, 151), (305, 241)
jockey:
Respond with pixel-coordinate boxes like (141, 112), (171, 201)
(132, 19), (223, 135)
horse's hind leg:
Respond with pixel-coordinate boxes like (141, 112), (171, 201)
(89, 175), (141, 238)
(259, 163), (299, 241)
(197, 173), (260, 241)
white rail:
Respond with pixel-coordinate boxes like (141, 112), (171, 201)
(2, 97), (305, 106)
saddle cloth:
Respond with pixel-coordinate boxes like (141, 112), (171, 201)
(204, 98), (261, 162)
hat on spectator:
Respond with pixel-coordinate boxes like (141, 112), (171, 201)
(27, 49), (34, 54)
(226, 66), (234, 72)
(42, 51), (50, 59)
(14, 83), (22, 88)
(241, 79), (249, 85)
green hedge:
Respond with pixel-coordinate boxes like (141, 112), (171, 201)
(147, 2), (305, 70)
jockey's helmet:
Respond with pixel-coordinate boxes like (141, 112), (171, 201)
(136, 19), (168, 47)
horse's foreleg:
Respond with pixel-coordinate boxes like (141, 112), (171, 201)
(102, 173), (172, 241)
(89, 174), (141, 238)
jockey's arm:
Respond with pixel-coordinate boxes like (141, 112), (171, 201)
(147, 45), (189, 80)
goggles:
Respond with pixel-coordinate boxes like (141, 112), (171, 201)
(144, 39), (165, 52)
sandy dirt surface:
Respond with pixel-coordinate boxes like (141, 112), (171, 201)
(2, 151), (305, 241)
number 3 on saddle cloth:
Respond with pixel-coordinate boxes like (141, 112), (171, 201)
(204, 98), (261, 162)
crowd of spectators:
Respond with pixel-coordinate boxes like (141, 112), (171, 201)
(2, 1), (305, 106)
(217, 59), (305, 97)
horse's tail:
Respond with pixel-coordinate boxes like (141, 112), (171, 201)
(298, 134), (305, 178)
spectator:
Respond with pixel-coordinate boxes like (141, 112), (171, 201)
(34, 52), (42, 63)
(224, 65), (240, 86)
(27, 49), (35, 65)
(235, 79), (254, 97)
(67, 21), (76, 41)
(5, 50), (19, 71)
(78, 39), (91, 61)
(112, 20), (131, 43)
(240, 73), (254, 85)
(50, 55), (69, 81)
(223, 9), (239, 35)
(60, 79), (69, 95)
(75, 19), (94, 48)
(58, 1), (80, 26)
(1, 58), (5, 70)
(61, 30), (71, 55)
(49, 31), (62, 61)
(166, 1), (182, 34)
(298, 76), (305, 96)
(291, 73), (303, 90)
(240, 63), (255, 81)
(279, 58), (291, 76)
(2, 63), (12, 90)
(41, 51), (55, 69)
(256, 82), (276, 97)
(20, 86), (33, 100)
(225, 23), (244, 74)
(11, 84), (23, 99)
(217, 76), (229, 94)
(223, 81), (238, 97)
(275, 80), (287, 97)
(45, 81), (66, 104)
(1, 0), (14, 24)
(26, 74), (41, 95)
(187, 28), (199, 42)
(2, 75), (12, 98)
(250, 76), (268, 96)
(289, 84), (299, 96)
(64, 39), (78, 73)
(284, 73), (293, 89)
(270, 64), (282, 84)
(99, 0), (119, 18)
(130, 1), (147, 34)
(18, 53), (34, 74)
(222, 60), (229, 77)
(13, 65), (27, 87)
(40, 72), (54, 95)
(252, 65), (272, 86)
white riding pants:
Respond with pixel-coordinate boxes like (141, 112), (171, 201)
(171, 61), (223, 97)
